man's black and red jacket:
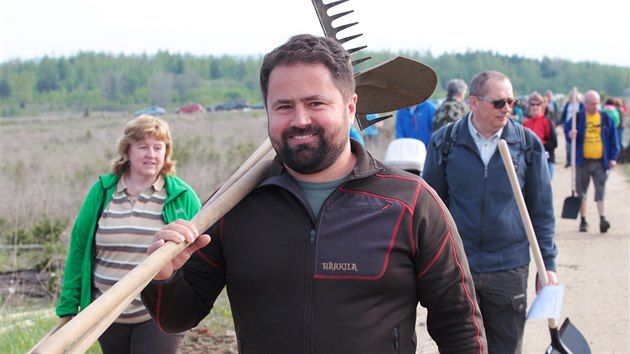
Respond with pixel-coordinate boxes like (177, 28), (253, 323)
(142, 141), (486, 354)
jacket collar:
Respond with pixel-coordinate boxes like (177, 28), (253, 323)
(457, 113), (522, 145)
(99, 173), (120, 190)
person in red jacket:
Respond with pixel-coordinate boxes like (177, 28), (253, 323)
(523, 92), (557, 178)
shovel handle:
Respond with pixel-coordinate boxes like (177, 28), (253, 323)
(27, 316), (71, 354)
(68, 280), (147, 353)
(570, 87), (578, 193)
(498, 140), (559, 330)
(204, 138), (273, 206)
(30, 140), (275, 353)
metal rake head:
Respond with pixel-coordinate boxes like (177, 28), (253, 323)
(309, 0), (437, 130)
(310, 0), (371, 66)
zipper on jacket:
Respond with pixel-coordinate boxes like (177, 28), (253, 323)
(303, 227), (317, 353)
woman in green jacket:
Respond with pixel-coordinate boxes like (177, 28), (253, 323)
(56, 115), (201, 354)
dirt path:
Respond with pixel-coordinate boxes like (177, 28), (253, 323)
(416, 134), (630, 353)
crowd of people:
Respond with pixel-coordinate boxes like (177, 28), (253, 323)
(387, 81), (624, 234)
(54, 33), (625, 354)
(366, 71), (622, 352)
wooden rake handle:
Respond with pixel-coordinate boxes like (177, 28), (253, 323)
(30, 139), (275, 353)
(497, 140), (559, 330)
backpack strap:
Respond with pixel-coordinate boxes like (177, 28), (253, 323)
(515, 123), (533, 166)
(439, 117), (533, 167)
(440, 117), (462, 165)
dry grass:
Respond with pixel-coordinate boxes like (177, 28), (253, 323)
(0, 110), (395, 352)
(0, 111), (267, 231)
(0, 110), (394, 233)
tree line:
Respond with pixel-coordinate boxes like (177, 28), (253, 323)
(1, 49), (628, 117)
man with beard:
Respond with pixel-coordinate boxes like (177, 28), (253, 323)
(141, 34), (486, 354)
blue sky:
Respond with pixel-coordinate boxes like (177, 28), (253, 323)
(1, 0), (629, 67)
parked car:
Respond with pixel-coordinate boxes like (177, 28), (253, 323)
(213, 99), (250, 111)
(176, 103), (205, 114)
(134, 106), (166, 116)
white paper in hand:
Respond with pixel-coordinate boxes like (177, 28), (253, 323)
(527, 285), (565, 320)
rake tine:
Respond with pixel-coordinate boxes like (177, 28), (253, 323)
(347, 45), (368, 54)
(311, 0), (366, 48)
(324, 0), (350, 9)
(329, 10), (354, 23)
(351, 57), (372, 67)
(311, 0), (372, 88)
(337, 33), (363, 44)
(333, 21), (359, 33)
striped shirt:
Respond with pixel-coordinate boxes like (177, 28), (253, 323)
(93, 176), (166, 324)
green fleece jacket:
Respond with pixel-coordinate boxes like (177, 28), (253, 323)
(56, 173), (201, 317)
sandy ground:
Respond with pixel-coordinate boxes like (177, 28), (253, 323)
(415, 134), (630, 353)
(180, 133), (630, 354)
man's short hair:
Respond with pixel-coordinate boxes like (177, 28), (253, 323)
(260, 34), (355, 105)
(446, 79), (468, 99)
(469, 71), (509, 97)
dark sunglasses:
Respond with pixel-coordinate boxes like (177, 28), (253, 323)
(529, 102), (542, 107)
(476, 96), (518, 109)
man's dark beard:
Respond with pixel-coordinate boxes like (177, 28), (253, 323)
(279, 125), (344, 174)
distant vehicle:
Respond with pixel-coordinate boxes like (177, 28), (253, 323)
(134, 106), (166, 117)
(176, 103), (205, 114)
(213, 99), (250, 111)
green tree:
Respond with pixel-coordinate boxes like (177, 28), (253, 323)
(1, 50), (628, 117)
(0, 80), (11, 99)
(36, 56), (60, 93)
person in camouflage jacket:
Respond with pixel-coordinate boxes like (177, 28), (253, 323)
(432, 78), (468, 132)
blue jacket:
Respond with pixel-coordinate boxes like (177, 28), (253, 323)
(564, 110), (619, 170)
(422, 115), (557, 273)
(395, 101), (437, 148)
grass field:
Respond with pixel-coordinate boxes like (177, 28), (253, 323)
(0, 110), (394, 352)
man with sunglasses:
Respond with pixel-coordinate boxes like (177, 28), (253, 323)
(423, 71), (558, 354)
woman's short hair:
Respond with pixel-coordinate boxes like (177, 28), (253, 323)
(112, 115), (176, 177)
(528, 91), (544, 104)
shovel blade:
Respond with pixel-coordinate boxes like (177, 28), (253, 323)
(355, 56), (437, 117)
(561, 196), (581, 219)
(545, 318), (591, 354)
